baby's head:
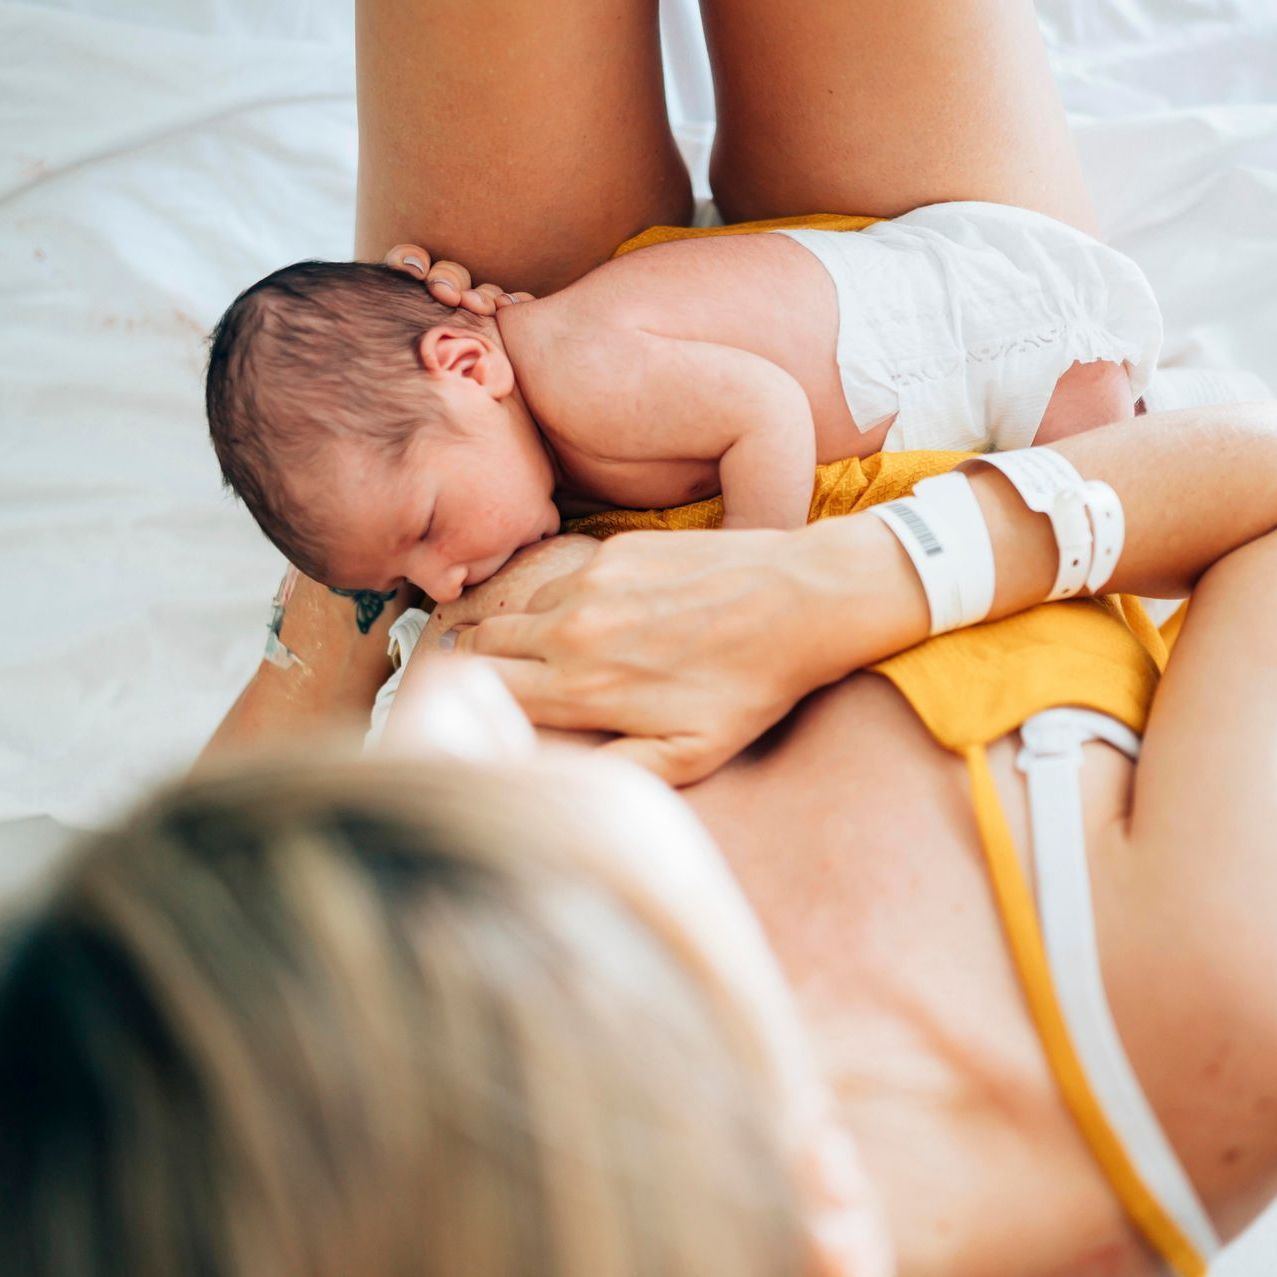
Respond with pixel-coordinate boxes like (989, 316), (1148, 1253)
(206, 260), (559, 603)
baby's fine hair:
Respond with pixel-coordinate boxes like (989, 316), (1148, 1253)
(205, 260), (481, 581)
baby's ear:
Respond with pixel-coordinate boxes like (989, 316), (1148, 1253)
(416, 327), (514, 398)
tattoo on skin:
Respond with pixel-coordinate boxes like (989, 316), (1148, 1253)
(329, 586), (398, 635)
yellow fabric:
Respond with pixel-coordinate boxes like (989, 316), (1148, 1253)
(1160, 598), (1191, 652)
(568, 450), (970, 537)
(613, 212), (882, 257)
(589, 214), (1204, 1276)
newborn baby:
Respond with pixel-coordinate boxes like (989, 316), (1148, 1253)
(207, 201), (1161, 602)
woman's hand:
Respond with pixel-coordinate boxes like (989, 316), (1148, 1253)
(384, 243), (536, 315)
(455, 521), (925, 786)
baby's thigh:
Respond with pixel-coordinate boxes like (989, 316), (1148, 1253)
(1034, 361), (1135, 445)
(354, 0), (691, 294)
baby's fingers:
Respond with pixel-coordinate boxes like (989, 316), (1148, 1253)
(426, 260), (474, 306)
(461, 283), (507, 316)
(384, 243), (434, 278)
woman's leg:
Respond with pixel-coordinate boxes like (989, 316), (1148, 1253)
(699, 0), (1097, 234)
(354, 0), (692, 294)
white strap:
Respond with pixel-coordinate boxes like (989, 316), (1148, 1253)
(913, 472), (996, 625)
(1082, 481), (1126, 594)
(976, 447), (1088, 515)
(868, 498), (965, 635)
(969, 449), (1095, 600)
(866, 474), (996, 636)
(1017, 708), (1222, 1263)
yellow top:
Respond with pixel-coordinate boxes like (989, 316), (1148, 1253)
(571, 216), (1205, 1277)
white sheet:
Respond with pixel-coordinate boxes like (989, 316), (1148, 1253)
(3, 0), (1276, 829)
(2, 0), (1275, 824)
(2, 1), (1276, 1268)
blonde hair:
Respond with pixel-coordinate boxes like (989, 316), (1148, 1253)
(0, 754), (806, 1277)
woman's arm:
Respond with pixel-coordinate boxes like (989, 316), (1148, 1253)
(461, 403), (1277, 783)
(199, 574), (414, 760)
(1097, 519), (1277, 1242)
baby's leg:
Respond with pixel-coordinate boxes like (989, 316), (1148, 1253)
(1034, 360), (1136, 444)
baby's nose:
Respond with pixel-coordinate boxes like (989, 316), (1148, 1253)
(425, 563), (468, 605)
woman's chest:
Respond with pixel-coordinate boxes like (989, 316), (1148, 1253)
(684, 673), (1153, 1275)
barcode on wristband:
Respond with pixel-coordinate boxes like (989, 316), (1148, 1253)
(886, 501), (943, 556)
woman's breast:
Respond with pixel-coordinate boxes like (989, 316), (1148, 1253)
(684, 671), (1024, 1013)
(682, 670), (1147, 1276)
(683, 668), (1135, 1000)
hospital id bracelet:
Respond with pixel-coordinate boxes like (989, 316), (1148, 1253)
(912, 473), (997, 624)
(963, 448), (1098, 601)
(263, 564), (306, 670)
(1081, 480), (1125, 594)
(866, 472), (996, 636)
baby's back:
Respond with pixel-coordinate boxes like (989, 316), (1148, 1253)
(534, 232), (888, 459)
(519, 204), (1162, 461)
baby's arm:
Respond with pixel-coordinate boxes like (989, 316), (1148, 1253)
(556, 331), (816, 529)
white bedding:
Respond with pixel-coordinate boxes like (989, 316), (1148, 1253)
(3, 0), (1275, 829)
(1, 0), (1276, 1268)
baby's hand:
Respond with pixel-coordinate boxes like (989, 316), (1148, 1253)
(383, 244), (535, 316)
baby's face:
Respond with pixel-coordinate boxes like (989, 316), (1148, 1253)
(317, 410), (561, 603)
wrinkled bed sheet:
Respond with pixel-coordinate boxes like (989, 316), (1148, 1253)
(1, 2), (1275, 1270)
(2, 0), (1276, 824)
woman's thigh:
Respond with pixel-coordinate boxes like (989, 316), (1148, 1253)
(354, 0), (693, 294)
(700, 0), (1096, 233)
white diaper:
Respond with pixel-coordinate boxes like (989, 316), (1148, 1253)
(773, 202), (1163, 453)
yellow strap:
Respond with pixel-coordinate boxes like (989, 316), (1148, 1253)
(963, 744), (1207, 1277)
(1160, 599), (1190, 653)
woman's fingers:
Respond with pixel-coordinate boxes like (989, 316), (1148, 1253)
(453, 611), (546, 658)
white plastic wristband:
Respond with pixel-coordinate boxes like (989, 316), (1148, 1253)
(967, 449), (1094, 601)
(912, 472), (997, 624)
(1082, 480), (1125, 593)
(867, 473), (996, 636)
